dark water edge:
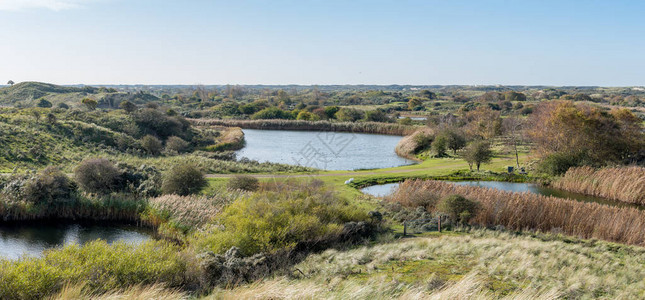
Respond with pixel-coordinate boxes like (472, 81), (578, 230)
(0, 220), (153, 260)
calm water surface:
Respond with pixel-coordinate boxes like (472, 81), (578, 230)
(0, 222), (152, 260)
(360, 181), (639, 209)
(236, 129), (415, 170)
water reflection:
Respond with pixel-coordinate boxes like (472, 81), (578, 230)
(0, 222), (152, 260)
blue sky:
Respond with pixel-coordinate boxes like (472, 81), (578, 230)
(1, 0), (644, 85)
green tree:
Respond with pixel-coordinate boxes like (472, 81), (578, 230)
(81, 98), (98, 111)
(441, 128), (467, 155)
(119, 100), (137, 113)
(463, 141), (493, 171)
(7, 80), (14, 86)
(36, 98), (52, 108)
(431, 134), (448, 157)
(407, 97), (422, 110)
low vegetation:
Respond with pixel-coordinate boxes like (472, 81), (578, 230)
(552, 166), (645, 205)
(208, 229), (645, 299)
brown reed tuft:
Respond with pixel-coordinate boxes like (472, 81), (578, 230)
(387, 179), (645, 246)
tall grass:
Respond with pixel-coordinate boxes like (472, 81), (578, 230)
(51, 284), (186, 300)
(552, 166), (645, 205)
(0, 192), (146, 222)
(143, 191), (243, 239)
(191, 119), (418, 136)
(388, 179), (645, 246)
(394, 127), (434, 160)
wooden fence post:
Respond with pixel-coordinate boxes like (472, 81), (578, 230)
(438, 216), (441, 233)
(403, 221), (407, 236)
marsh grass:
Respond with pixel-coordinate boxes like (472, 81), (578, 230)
(388, 180), (645, 246)
(192, 119), (417, 136)
(0, 240), (185, 300)
(552, 166), (645, 205)
(0, 192), (146, 222)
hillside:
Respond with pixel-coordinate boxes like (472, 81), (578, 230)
(0, 82), (159, 108)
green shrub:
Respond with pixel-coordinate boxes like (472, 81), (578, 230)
(191, 182), (367, 256)
(161, 164), (207, 196)
(165, 136), (190, 153)
(438, 194), (480, 225)
(0, 240), (185, 299)
(74, 158), (121, 194)
(227, 175), (259, 191)
(537, 151), (590, 176)
(141, 135), (163, 155)
(23, 166), (74, 204)
(36, 98), (52, 108)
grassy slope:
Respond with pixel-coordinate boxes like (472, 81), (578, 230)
(207, 229), (645, 299)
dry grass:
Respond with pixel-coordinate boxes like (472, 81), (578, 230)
(191, 119), (417, 136)
(206, 229), (645, 299)
(552, 166), (645, 205)
(388, 180), (645, 246)
(51, 284), (186, 300)
(394, 127), (434, 160)
(145, 191), (244, 229)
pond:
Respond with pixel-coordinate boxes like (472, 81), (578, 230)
(0, 222), (153, 260)
(360, 181), (639, 209)
(236, 129), (415, 171)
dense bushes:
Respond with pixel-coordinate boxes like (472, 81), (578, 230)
(227, 175), (259, 191)
(251, 107), (293, 120)
(165, 136), (190, 153)
(537, 151), (590, 176)
(191, 181), (368, 256)
(161, 164), (207, 196)
(74, 158), (122, 194)
(141, 134), (163, 155)
(22, 167), (74, 204)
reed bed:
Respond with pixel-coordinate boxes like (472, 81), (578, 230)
(191, 119), (418, 136)
(552, 166), (645, 205)
(394, 127), (434, 160)
(0, 193), (145, 222)
(388, 179), (645, 246)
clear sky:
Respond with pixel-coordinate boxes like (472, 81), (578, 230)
(1, 0), (644, 86)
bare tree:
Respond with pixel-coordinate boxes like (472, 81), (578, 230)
(502, 114), (525, 169)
